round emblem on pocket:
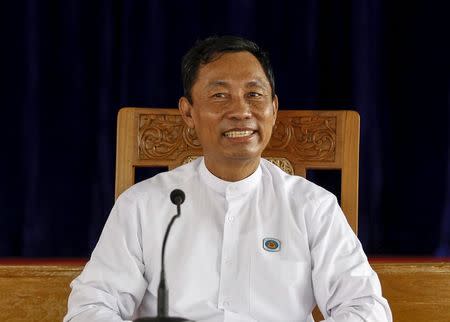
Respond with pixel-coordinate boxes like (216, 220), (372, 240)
(263, 238), (281, 252)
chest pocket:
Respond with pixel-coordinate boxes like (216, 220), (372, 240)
(249, 250), (313, 321)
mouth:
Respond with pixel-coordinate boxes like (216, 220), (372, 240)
(223, 129), (256, 138)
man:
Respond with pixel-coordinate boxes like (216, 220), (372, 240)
(64, 36), (392, 322)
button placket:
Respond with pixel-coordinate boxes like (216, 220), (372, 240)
(218, 196), (241, 310)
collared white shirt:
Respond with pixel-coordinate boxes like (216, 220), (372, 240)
(64, 157), (392, 322)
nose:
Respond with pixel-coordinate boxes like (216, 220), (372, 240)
(226, 96), (252, 120)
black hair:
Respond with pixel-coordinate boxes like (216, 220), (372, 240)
(181, 35), (275, 103)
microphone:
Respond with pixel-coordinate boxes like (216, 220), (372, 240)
(134, 189), (193, 322)
(170, 189), (185, 206)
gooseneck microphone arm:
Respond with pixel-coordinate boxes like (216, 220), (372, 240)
(134, 189), (192, 322)
(160, 203), (182, 271)
(158, 189), (186, 317)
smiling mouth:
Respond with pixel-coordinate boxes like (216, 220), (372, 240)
(223, 130), (255, 138)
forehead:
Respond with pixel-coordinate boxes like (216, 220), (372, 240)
(194, 51), (269, 87)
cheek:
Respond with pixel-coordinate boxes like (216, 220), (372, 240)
(263, 126), (274, 142)
(192, 116), (220, 144)
(255, 103), (276, 117)
(260, 111), (276, 129)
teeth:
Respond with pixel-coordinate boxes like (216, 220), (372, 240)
(224, 130), (254, 138)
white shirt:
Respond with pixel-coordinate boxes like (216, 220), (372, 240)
(64, 157), (392, 322)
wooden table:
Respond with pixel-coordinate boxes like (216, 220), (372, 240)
(1, 259), (449, 322)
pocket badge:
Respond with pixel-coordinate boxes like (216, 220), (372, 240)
(262, 238), (281, 252)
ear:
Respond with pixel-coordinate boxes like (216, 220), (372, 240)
(272, 95), (279, 126)
(178, 96), (195, 128)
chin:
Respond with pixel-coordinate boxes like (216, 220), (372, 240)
(224, 151), (262, 160)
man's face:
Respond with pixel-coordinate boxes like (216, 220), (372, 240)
(179, 51), (278, 171)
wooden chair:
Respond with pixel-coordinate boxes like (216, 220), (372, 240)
(116, 107), (360, 234)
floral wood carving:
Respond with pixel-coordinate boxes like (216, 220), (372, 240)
(138, 114), (201, 160)
(266, 157), (294, 174)
(138, 113), (336, 162)
(181, 155), (200, 165)
(267, 116), (336, 161)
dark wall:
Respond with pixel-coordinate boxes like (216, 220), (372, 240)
(1, 0), (448, 257)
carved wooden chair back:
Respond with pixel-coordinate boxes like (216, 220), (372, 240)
(116, 107), (360, 234)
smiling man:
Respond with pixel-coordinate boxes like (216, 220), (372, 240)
(64, 36), (392, 322)
(178, 49), (278, 182)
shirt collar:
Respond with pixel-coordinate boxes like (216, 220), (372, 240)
(198, 157), (262, 197)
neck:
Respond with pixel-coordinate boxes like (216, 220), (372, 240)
(204, 157), (260, 182)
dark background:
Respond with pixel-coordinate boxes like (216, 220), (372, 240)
(1, 0), (448, 257)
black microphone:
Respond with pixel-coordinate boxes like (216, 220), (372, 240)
(170, 189), (185, 206)
(134, 189), (193, 322)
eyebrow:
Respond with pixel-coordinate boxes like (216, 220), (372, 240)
(205, 80), (229, 89)
(245, 79), (270, 90)
(205, 78), (270, 90)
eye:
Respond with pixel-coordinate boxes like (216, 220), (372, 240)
(211, 93), (227, 98)
(247, 92), (263, 98)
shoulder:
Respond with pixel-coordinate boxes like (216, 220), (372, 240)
(118, 157), (201, 204)
(260, 158), (336, 207)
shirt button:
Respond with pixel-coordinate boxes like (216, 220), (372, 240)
(223, 301), (230, 307)
(227, 216), (235, 222)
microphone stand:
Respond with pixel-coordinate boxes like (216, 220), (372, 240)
(134, 189), (194, 322)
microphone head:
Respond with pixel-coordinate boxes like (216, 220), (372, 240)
(170, 189), (185, 205)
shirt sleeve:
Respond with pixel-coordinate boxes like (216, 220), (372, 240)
(308, 194), (392, 322)
(64, 192), (148, 322)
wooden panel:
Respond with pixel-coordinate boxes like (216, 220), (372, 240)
(138, 111), (202, 162)
(263, 112), (338, 163)
(0, 265), (81, 322)
(372, 262), (450, 322)
(1, 263), (449, 321)
(135, 109), (339, 164)
(115, 108), (137, 198)
(340, 111), (360, 233)
(312, 262), (450, 321)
